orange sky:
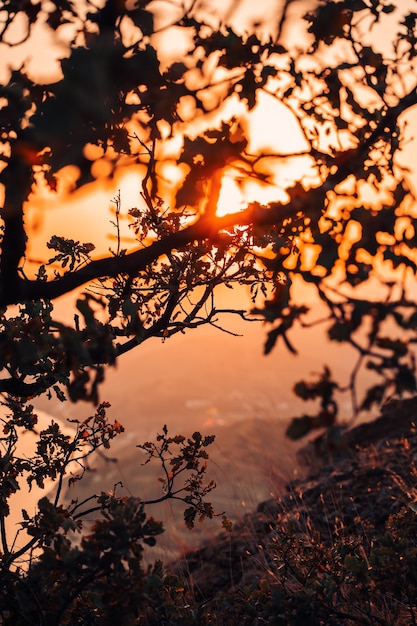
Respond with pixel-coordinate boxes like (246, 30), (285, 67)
(0, 1), (415, 327)
(17, 1), (416, 252)
(4, 1), (417, 546)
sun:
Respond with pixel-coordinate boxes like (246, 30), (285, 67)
(214, 91), (315, 218)
(216, 175), (247, 217)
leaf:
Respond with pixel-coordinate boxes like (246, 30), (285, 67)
(143, 535), (156, 546)
(237, 69), (258, 110)
(112, 127), (130, 153)
(128, 7), (154, 36)
(222, 515), (233, 532)
(76, 298), (96, 329)
(360, 384), (386, 411)
(306, 2), (352, 47)
(53, 385), (66, 403)
(328, 322), (352, 342)
(285, 415), (312, 440)
(165, 62), (188, 82)
(395, 366), (417, 393)
(264, 326), (280, 355)
(184, 506), (196, 530)
(376, 337), (408, 357)
(261, 65), (278, 81)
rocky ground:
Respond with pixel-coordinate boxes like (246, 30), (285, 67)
(173, 396), (417, 605)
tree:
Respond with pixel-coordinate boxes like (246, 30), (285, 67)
(1, 0), (417, 621)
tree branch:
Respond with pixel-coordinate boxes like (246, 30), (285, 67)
(3, 86), (416, 307)
(16, 205), (296, 304)
(0, 376), (57, 397)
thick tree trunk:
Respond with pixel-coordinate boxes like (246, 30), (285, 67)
(0, 153), (32, 303)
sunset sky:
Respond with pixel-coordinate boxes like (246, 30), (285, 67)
(2, 0), (416, 405)
(3, 0), (417, 549)
(14, 0), (415, 272)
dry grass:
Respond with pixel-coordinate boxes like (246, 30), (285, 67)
(163, 399), (417, 624)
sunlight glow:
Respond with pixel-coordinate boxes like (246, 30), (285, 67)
(243, 91), (309, 156)
(118, 168), (145, 209)
(90, 158), (114, 179)
(214, 91), (316, 218)
(158, 161), (186, 188)
(216, 176), (247, 217)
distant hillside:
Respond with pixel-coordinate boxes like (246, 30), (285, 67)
(169, 397), (417, 624)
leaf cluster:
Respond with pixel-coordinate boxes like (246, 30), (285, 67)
(138, 426), (225, 530)
(0, 403), (221, 624)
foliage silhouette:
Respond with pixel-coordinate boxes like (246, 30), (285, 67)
(1, 0), (417, 621)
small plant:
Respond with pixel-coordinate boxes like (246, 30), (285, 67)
(207, 514), (417, 625)
(0, 401), (223, 625)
